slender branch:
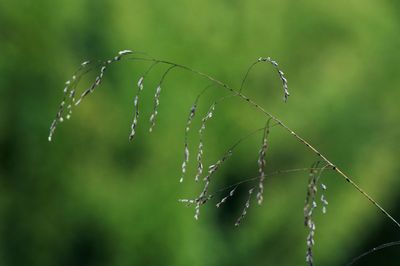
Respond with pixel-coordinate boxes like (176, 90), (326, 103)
(347, 240), (400, 265)
(179, 166), (334, 209)
(209, 166), (333, 198)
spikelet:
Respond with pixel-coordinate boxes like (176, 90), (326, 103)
(178, 194), (212, 221)
(256, 119), (271, 205)
(49, 50), (135, 141)
(193, 194), (211, 220)
(129, 93), (140, 141)
(179, 195), (210, 220)
(304, 163), (319, 266)
(320, 183), (328, 214)
(205, 149), (233, 180)
(195, 141), (204, 182)
(149, 65), (176, 133)
(48, 60), (92, 141)
(194, 203), (201, 220)
(194, 126), (272, 219)
(129, 62), (159, 141)
(178, 84), (215, 182)
(216, 187), (237, 208)
(200, 149), (233, 197)
(149, 85), (162, 132)
(75, 50), (133, 106)
(257, 57), (290, 102)
(178, 198), (195, 205)
(235, 187), (255, 226)
(195, 103), (215, 181)
(180, 104), (197, 182)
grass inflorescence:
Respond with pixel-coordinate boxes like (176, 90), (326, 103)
(49, 49), (400, 265)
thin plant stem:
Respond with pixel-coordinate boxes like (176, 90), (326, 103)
(347, 241), (400, 265)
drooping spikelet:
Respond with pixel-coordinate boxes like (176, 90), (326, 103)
(304, 163), (320, 266)
(195, 103), (215, 181)
(49, 50), (134, 141)
(129, 62), (159, 141)
(256, 119), (271, 205)
(48, 60), (92, 141)
(75, 50), (134, 106)
(257, 57), (290, 102)
(180, 103), (197, 182)
(239, 57), (290, 102)
(235, 187), (255, 226)
(216, 187), (237, 208)
(149, 65), (176, 133)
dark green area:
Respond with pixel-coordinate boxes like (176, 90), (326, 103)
(1, 0), (400, 265)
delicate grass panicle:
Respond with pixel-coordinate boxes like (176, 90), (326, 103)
(49, 49), (400, 265)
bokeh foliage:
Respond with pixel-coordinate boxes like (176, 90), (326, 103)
(1, 0), (400, 265)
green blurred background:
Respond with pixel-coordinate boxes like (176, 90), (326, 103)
(1, 0), (400, 265)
